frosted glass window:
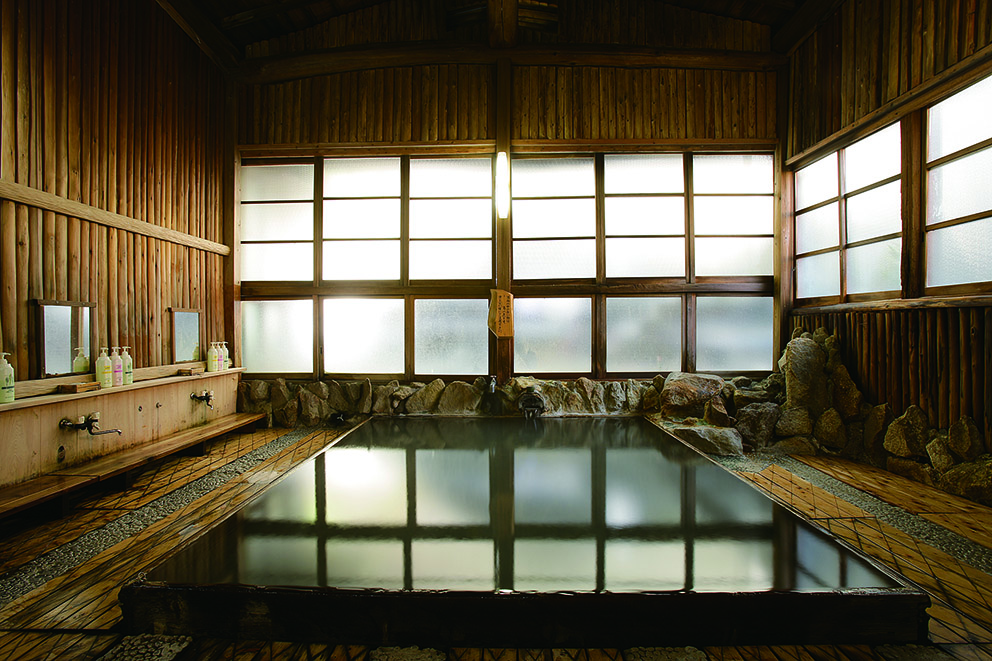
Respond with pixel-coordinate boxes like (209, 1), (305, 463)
(244, 463), (316, 523)
(927, 146), (992, 224)
(605, 196), (685, 235)
(515, 540), (595, 591)
(241, 203), (314, 241)
(847, 239), (901, 294)
(695, 237), (773, 276)
(694, 196), (773, 235)
(323, 199), (400, 238)
(795, 153), (839, 210)
(323, 241), (400, 280)
(927, 216), (992, 287)
(511, 158), (594, 197)
(514, 298), (591, 373)
(415, 449), (490, 525)
(604, 154), (684, 193)
(242, 300), (314, 372)
(928, 73), (992, 161)
(845, 124), (901, 191)
(795, 202), (840, 254)
(605, 449), (681, 525)
(513, 239), (596, 279)
(512, 199), (596, 237)
(606, 541), (684, 592)
(693, 154), (773, 194)
(846, 181), (901, 242)
(410, 158), (492, 197)
(242, 537), (316, 586)
(325, 448), (407, 524)
(515, 449), (591, 524)
(694, 540), (774, 591)
(414, 299), (489, 374)
(409, 241), (492, 280)
(326, 540), (403, 590)
(696, 296), (773, 371)
(796, 252), (841, 298)
(241, 164), (314, 201)
(324, 158), (400, 197)
(606, 237), (685, 278)
(413, 541), (494, 590)
(410, 199), (492, 238)
(323, 298), (404, 373)
(606, 297), (681, 373)
(241, 243), (313, 281)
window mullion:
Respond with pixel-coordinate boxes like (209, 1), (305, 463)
(401, 156), (411, 288)
(837, 149), (848, 301)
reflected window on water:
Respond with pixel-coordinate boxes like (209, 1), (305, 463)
(244, 460), (317, 523)
(694, 540), (774, 592)
(605, 449), (681, 526)
(795, 525), (841, 590)
(695, 466), (773, 525)
(515, 449), (591, 524)
(605, 541), (685, 592)
(242, 537), (317, 587)
(415, 449), (490, 526)
(326, 540), (404, 590)
(325, 448), (407, 525)
(413, 540), (494, 590)
(515, 539), (596, 591)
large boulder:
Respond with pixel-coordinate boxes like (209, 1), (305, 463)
(768, 436), (818, 456)
(246, 380), (270, 403)
(775, 407), (812, 437)
(831, 364), (863, 420)
(864, 403), (895, 467)
(670, 425), (745, 456)
(605, 381), (627, 413)
(327, 380), (353, 413)
(372, 381), (399, 415)
(813, 408), (846, 451)
(625, 380), (649, 411)
(939, 456), (992, 506)
(782, 337), (829, 416)
(735, 402), (781, 450)
(357, 379), (373, 414)
(642, 387), (660, 412)
(703, 394), (735, 427)
(948, 416), (983, 461)
(437, 381), (482, 415)
(883, 405), (930, 459)
(575, 377), (606, 414)
(390, 385), (419, 412)
(887, 456), (937, 487)
(298, 387), (330, 426)
(406, 378), (446, 413)
(927, 431), (957, 474)
(660, 372), (726, 417)
(733, 388), (773, 409)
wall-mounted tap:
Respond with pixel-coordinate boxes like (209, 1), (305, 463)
(191, 390), (214, 409)
(59, 411), (122, 436)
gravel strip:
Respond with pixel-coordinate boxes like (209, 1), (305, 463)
(0, 426), (320, 608)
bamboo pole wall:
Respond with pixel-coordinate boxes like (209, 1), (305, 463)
(0, 0), (227, 379)
(787, 0), (992, 158)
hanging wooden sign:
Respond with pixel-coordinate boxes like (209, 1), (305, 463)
(488, 289), (514, 337)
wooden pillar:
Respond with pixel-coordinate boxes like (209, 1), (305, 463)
(494, 57), (512, 383)
(223, 78), (240, 368)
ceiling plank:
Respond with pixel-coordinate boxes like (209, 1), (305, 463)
(771, 0), (846, 53)
(156, 0), (241, 71)
(488, 0), (519, 48)
(220, 0), (390, 31)
(240, 41), (787, 84)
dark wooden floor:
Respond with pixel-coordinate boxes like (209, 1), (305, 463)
(1, 423), (991, 660)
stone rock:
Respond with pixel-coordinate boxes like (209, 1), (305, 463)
(843, 419), (866, 462)
(652, 374), (667, 395)
(270, 378), (294, 411)
(343, 381), (364, 407)
(927, 432), (957, 474)
(623, 647), (707, 661)
(831, 364), (863, 420)
(247, 380), (270, 403)
(660, 372), (726, 417)
(358, 379), (373, 414)
(437, 381), (482, 415)
(949, 416), (983, 461)
(703, 394), (736, 427)
(605, 381), (627, 412)
(812, 327), (830, 348)
(791, 326), (804, 339)
(883, 405), (930, 459)
(537, 381), (570, 416)
(938, 456), (992, 507)
(775, 407), (812, 437)
(670, 425), (745, 456)
(327, 380), (353, 413)
(273, 399), (298, 428)
(391, 385), (419, 412)
(575, 377), (606, 413)
(298, 388), (330, 426)
(814, 408), (846, 450)
(768, 436), (818, 456)
(864, 403), (895, 468)
(824, 334), (842, 373)
(735, 402), (781, 450)
(372, 382), (399, 415)
(236, 382), (250, 413)
(756, 371), (787, 404)
(782, 337), (828, 416)
(304, 381), (329, 400)
(733, 388), (773, 410)
(405, 378), (446, 414)
(642, 387), (660, 412)
(887, 456), (937, 486)
(730, 376), (752, 389)
(625, 380), (648, 411)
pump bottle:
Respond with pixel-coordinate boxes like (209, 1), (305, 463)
(206, 342), (218, 372)
(121, 346), (133, 385)
(110, 347), (123, 387)
(221, 341), (231, 370)
(0, 352), (13, 404)
(96, 348), (112, 389)
(72, 347), (89, 374)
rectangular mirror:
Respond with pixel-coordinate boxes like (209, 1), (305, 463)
(172, 309), (201, 363)
(36, 300), (94, 377)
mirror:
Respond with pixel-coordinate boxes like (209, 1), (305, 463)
(37, 301), (94, 377)
(172, 309), (201, 363)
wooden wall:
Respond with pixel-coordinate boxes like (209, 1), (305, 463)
(0, 0), (228, 381)
(787, 0), (992, 158)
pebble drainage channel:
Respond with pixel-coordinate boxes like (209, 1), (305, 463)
(0, 426), (325, 609)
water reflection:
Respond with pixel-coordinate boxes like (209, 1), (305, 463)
(152, 418), (897, 595)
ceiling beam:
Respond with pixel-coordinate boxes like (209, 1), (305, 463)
(156, 0), (241, 72)
(771, 0), (846, 54)
(220, 0), (391, 31)
(240, 41), (787, 85)
(488, 0), (518, 48)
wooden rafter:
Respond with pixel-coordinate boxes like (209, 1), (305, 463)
(488, 0), (518, 48)
(155, 0), (242, 72)
(771, 0), (847, 53)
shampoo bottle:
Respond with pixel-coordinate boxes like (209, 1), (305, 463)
(96, 348), (112, 389)
(0, 352), (13, 404)
(72, 347), (89, 374)
(221, 341), (231, 369)
(206, 342), (218, 372)
(111, 347), (123, 387)
(121, 346), (133, 385)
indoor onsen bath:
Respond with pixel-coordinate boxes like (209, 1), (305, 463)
(122, 418), (928, 647)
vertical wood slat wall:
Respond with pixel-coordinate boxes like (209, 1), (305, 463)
(0, 0), (227, 379)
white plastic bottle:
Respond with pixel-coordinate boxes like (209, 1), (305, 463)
(121, 346), (133, 385)
(221, 341), (231, 370)
(206, 342), (218, 372)
(72, 347), (89, 374)
(96, 348), (112, 389)
(0, 352), (14, 404)
(110, 347), (123, 387)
